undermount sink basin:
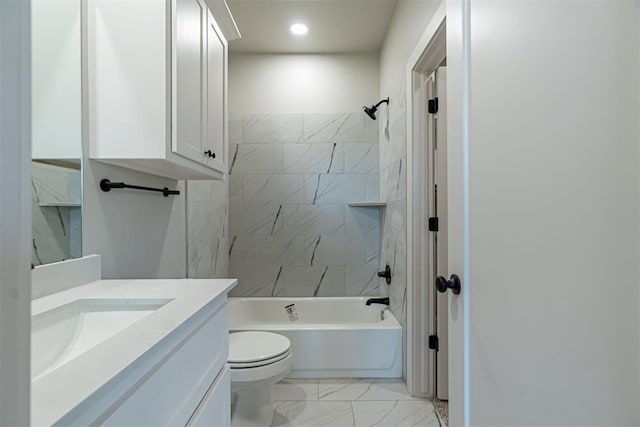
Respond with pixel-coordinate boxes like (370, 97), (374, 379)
(32, 298), (173, 380)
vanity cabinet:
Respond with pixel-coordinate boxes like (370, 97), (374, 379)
(86, 0), (236, 180)
(102, 300), (230, 426)
(187, 367), (231, 426)
(33, 278), (237, 427)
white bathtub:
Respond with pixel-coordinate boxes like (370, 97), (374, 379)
(228, 297), (402, 378)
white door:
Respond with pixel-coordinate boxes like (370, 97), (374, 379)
(204, 10), (227, 172)
(173, 0), (207, 162)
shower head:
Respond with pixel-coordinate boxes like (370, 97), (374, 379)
(363, 97), (389, 120)
(363, 105), (378, 120)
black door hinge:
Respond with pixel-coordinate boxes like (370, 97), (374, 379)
(428, 335), (439, 351)
(428, 98), (439, 114)
(428, 217), (439, 232)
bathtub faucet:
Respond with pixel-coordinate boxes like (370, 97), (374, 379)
(366, 297), (390, 306)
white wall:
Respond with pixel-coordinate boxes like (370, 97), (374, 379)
(446, 0), (640, 424)
(229, 53), (379, 113)
(82, 161), (187, 279)
(0, 0), (31, 423)
(380, 0), (441, 104)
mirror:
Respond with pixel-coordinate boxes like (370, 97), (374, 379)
(31, 0), (82, 266)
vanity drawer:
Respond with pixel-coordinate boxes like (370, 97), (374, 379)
(187, 365), (230, 426)
(103, 302), (228, 426)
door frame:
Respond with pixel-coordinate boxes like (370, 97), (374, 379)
(0, 0), (32, 424)
(405, 2), (446, 398)
(405, 1), (468, 425)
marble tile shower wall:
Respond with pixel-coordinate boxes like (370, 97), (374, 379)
(227, 112), (383, 298)
(186, 178), (229, 279)
(31, 162), (82, 266)
(379, 79), (409, 336)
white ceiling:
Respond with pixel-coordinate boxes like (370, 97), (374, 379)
(227, 0), (398, 53)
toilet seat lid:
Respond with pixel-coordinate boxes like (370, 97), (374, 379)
(229, 331), (291, 364)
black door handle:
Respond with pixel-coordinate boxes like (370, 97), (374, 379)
(204, 150), (216, 159)
(436, 274), (461, 295)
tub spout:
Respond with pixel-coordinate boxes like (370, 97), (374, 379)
(366, 297), (390, 306)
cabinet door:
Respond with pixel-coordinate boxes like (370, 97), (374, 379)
(204, 9), (227, 172)
(187, 366), (231, 427)
(173, 0), (207, 163)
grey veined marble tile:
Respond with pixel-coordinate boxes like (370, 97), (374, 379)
(304, 235), (365, 267)
(243, 113), (304, 143)
(241, 235), (305, 267)
(344, 143), (379, 173)
(187, 180), (228, 204)
(32, 235), (69, 266)
(282, 266), (346, 297)
(271, 379), (319, 401)
(365, 174), (380, 201)
(282, 205), (345, 236)
(188, 239), (225, 279)
(283, 143), (344, 174)
(303, 174), (366, 205)
(243, 175), (304, 205)
(304, 113), (367, 143)
(228, 113), (243, 144)
(229, 175), (243, 205)
(352, 401), (439, 427)
(69, 208), (82, 259)
(364, 234), (380, 265)
(234, 204), (285, 236)
(32, 162), (81, 206)
(187, 202), (226, 245)
(229, 143), (283, 174)
(271, 401), (355, 427)
(345, 206), (381, 235)
(228, 265), (284, 297)
(318, 379), (419, 401)
(345, 265), (381, 296)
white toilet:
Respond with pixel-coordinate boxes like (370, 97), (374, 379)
(229, 331), (293, 427)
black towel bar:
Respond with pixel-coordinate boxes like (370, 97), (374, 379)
(99, 179), (180, 197)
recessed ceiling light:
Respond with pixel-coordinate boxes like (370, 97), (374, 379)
(290, 23), (308, 36)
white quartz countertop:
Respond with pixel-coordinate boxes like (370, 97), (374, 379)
(31, 278), (236, 426)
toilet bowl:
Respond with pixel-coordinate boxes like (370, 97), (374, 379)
(229, 331), (293, 427)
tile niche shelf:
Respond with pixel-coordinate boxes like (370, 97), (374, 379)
(347, 202), (387, 208)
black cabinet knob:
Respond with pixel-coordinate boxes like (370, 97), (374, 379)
(436, 274), (461, 295)
(204, 150), (216, 159)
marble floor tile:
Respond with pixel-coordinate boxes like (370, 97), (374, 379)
(352, 401), (440, 427)
(271, 401), (354, 427)
(432, 399), (448, 426)
(318, 379), (419, 401)
(271, 379), (319, 401)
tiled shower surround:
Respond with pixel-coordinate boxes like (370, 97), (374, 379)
(186, 178), (229, 279)
(379, 78), (409, 353)
(226, 112), (383, 297)
(31, 162), (82, 266)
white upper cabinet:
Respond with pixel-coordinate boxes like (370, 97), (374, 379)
(32, 0), (82, 161)
(204, 9), (227, 172)
(174, 0), (207, 164)
(86, 0), (238, 180)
